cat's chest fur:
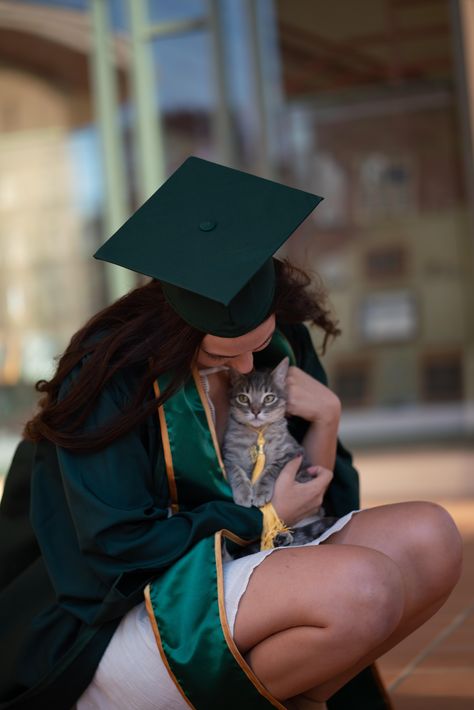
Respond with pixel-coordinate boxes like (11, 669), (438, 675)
(223, 417), (295, 474)
(219, 359), (338, 553)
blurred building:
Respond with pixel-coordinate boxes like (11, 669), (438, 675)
(1, 0), (473, 473)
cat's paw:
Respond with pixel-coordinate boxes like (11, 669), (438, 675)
(295, 467), (315, 483)
(232, 487), (254, 507)
(274, 530), (293, 547)
(253, 490), (272, 508)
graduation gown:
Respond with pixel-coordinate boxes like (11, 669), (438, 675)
(0, 323), (389, 709)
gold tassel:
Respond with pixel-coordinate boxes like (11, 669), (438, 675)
(250, 429), (266, 483)
(260, 501), (291, 550)
(249, 427), (291, 549)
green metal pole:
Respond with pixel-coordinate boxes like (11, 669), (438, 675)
(207, 0), (235, 165)
(245, 0), (274, 180)
(127, 0), (166, 202)
(89, 0), (135, 299)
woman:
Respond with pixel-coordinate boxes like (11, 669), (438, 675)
(0, 158), (462, 709)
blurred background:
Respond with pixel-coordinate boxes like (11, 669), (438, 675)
(0, 1), (473, 705)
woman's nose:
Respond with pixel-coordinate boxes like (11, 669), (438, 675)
(231, 352), (254, 374)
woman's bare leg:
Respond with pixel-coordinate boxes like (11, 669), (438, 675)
(323, 502), (462, 613)
(232, 502), (462, 702)
(298, 501), (463, 701)
(298, 589), (452, 702)
(233, 543), (405, 699)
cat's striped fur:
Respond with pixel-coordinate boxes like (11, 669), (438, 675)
(222, 358), (337, 548)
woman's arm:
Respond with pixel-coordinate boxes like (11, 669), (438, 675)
(31, 363), (262, 625)
(285, 364), (341, 470)
(279, 323), (360, 517)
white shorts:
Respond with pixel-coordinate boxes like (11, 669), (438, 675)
(77, 511), (358, 709)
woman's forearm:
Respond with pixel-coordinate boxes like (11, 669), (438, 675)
(302, 408), (340, 470)
(285, 365), (341, 470)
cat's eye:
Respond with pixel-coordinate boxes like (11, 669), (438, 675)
(264, 394), (277, 404)
(236, 394), (249, 405)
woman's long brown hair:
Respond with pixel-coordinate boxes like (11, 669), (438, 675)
(23, 260), (340, 453)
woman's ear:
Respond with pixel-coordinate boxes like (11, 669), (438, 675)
(271, 357), (289, 389)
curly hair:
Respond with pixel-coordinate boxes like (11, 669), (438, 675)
(23, 259), (340, 452)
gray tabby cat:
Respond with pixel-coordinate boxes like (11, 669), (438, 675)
(222, 357), (337, 547)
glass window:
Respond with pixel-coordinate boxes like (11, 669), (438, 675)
(275, 0), (472, 442)
(421, 351), (463, 402)
(333, 359), (372, 409)
(365, 245), (407, 280)
(359, 290), (418, 343)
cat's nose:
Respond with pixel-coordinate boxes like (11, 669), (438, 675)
(250, 405), (260, 415)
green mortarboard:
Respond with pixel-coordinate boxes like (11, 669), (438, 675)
(94, 156), (323, 336)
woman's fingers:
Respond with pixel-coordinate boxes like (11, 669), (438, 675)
(306, 464), (333, 482)
(280, 455), (303, 480)
(306, 467), (333, 507)
(272, 459), (333, 525)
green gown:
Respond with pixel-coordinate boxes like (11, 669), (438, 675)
(0, 323), (390, 709)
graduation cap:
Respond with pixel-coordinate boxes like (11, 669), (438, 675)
(94, 156), (323, 337)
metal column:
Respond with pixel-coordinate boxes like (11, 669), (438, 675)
(89, 0), (135, 298)
(245, 0), (283, 180)
(127, 0), (166, 202)
(207, 0), (236, 166)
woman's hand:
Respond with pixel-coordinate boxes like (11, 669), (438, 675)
(271, 456), (333, 527)
(285, 366), (341, 425)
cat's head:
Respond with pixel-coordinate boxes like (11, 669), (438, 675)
(228, 357), (289, 428)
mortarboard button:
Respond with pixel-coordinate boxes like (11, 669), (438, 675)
(199, 220), (217, 232)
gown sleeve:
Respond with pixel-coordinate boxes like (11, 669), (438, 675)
(31, 361), (263, 625)
(280, 322), (361, 516)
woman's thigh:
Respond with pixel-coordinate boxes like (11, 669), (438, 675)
(233, 502), (462, 656)
(323, 502), (463, 612)
(233, 542), (404, 655)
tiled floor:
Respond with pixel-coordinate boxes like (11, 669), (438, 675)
(367, 499), (474, 709)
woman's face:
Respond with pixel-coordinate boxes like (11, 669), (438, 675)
(196, 314), (276, 374)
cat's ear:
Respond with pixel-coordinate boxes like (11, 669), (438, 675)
(271, 357), (289, 389)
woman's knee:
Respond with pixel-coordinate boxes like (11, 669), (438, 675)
(287, 546), (405, 641)
(233, 545), (404, 653)
(335, 502), (463, 602)
(404, 502), (463, 592)
(326, 548), (405, 647)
